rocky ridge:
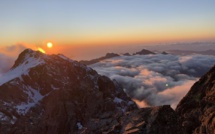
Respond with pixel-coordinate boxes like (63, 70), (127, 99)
(80, 48), (156, 65)
(0, 49), (134, 133)
(176, 65), (215, 134)
(0, 49), (214, 133)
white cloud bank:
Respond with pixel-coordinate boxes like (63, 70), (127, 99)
(90, 54), (215, 109)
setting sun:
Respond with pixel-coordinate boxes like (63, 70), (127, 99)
(47, 42), (53, 48)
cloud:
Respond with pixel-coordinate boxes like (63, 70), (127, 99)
(132, 80), (196, 109)
(90, 54), (215, 108)
(0, 44), (27, 76)
(0, 44), (27, 57)
(155, 80), (196, 109)
(0, 53), (14, 76)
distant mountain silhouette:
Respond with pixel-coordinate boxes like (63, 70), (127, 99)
(168, 49), (215, 56)
(123, 52), (131, 56)
(133, 49), (155, 55)
(80, 53), (119, 65)
(80, 48), (155, 65)
(161, 51), (168, 55)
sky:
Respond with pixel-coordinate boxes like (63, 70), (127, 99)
(0, 1), (215, 108)
(0, 1), (215, 59)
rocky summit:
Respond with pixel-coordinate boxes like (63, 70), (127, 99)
(0, 49), (214, 134)
(176, 65), (215, 134)
(0, 49), (135, 134)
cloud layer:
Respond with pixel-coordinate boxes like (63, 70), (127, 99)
(90, 54), (215, 109)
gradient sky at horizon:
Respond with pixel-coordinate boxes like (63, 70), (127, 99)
(0, 0), (215, 47)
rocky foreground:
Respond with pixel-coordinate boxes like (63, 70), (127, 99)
(0, 49), (214, 134)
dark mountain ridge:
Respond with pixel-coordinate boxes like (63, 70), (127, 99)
(133, 49), (155, 55)
(0, 49), (135, 133)
(80, 53), (119, 65)
(80, 48), (155, 65)
(176, 64), (215, 134)
(0, 49), (214, 133)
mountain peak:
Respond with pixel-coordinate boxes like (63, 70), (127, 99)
(0, 49), (47, 86)
(1, 49), (90, 87)
(12, 49), (46, 69)
(134, 49), (155, 55)
(0, 49), (136, 133)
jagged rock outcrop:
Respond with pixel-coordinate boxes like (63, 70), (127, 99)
(176, 65), (215, 134)
(0, 49), (135, 134)
(119, 105), (183, 134)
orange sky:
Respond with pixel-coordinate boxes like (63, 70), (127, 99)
(0, 1), (215, 60)
(0, 1), (215, 47)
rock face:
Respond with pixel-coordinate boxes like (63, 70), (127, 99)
(0, 49), (135, 134)
(176, 65), (215, 134)
(120, 105), (183, 134)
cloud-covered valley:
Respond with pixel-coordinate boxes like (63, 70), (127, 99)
(90, 54), (215, 108)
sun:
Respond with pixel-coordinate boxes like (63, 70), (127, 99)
(47, 42), (53, 48)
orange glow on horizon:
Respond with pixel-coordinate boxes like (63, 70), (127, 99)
(53, 29), (215, 46)
(1, 29), (214, 47)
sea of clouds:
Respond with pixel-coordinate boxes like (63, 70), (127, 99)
(90, 54), (215, 109)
